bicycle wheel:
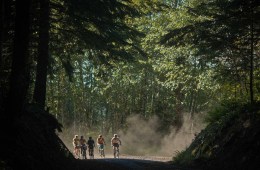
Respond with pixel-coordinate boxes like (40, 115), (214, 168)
(101, 149), (105, 158)
(75, 148), (80, 159)
(89, 149), (94, 159)
(82, 149), (87, 159)
(113, 148), (116, 158)
(116, 148), (119, 158)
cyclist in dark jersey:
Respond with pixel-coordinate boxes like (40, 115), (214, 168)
(87, 137), (95, 159)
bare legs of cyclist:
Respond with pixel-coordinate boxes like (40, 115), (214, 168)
(98, 144), (105, 158)
(74, 146), (80, 159)
(112, 144), (120, 158)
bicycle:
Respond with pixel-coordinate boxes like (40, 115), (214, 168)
(74, 145), (81, 159)
(88, 147), (94, 159)
(98, 144), (105, 158)
(81, 144), (87, 159)
(112, 145), (120, 158)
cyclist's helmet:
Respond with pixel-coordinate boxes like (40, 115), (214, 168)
(114, 134), (118, 137)
(99, 135), (102, 137)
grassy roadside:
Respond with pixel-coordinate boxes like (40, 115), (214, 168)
(173, 101), (260, 170)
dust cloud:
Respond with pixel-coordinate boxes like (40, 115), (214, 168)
(58, 113), (205, 158)
(119, 113), (205, 157)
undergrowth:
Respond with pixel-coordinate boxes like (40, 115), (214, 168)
(173, 100), (260, 169)
(1, 103), (75, 170)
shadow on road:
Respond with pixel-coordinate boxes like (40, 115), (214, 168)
(74, 158), (192, 170)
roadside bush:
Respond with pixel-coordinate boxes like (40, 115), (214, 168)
(205, 99), (244, 124)
(172, 101), (260, 169)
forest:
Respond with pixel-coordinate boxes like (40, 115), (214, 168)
(0, 0), (259, 169)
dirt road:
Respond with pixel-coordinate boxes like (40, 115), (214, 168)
(74, 155), (191, 170)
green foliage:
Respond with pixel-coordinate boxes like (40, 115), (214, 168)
(173, 150), (195, 166)
(3, 104), (74, 169)
(46, 0), (225, 136)
(173, 101), (260, 168)
(43, 0), (260, 143)
(0, 160), (10, 170)
(162, 0), (260, 103)
(1, 1), (260, 169)
(205, 100), (244, 123)
(52, 0), (144, 64)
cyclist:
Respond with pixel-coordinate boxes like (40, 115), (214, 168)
(80, 136), (87, 159)
(97, 135), (106, 157)
(111, 134), (121, 158)
(72, 135), (80, 158)
(87, 136), (95, 159)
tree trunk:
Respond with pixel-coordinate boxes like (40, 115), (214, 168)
(0, 0), (13, 77)
(33, 0), (50, 109)
(8, 0), (31, 120)
(174, 86), (184, 132)
(0, 0), (3, 69)
(249, 0), (254, 103)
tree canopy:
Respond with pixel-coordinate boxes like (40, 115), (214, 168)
(0, 0), (259, 169)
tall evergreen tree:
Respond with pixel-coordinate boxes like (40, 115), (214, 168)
(0, 0), (3, 68)
(8, 0), (32, 119)
(33, 0), (50, 109)
(162, 0), (260, 103)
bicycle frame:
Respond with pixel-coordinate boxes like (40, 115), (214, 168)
(88, 148), (94, 159)
(113, 146), (120, 158)
(81, 146), (87, 159)
(98, 144), (105, 158)
(74, 145), (81, 159)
